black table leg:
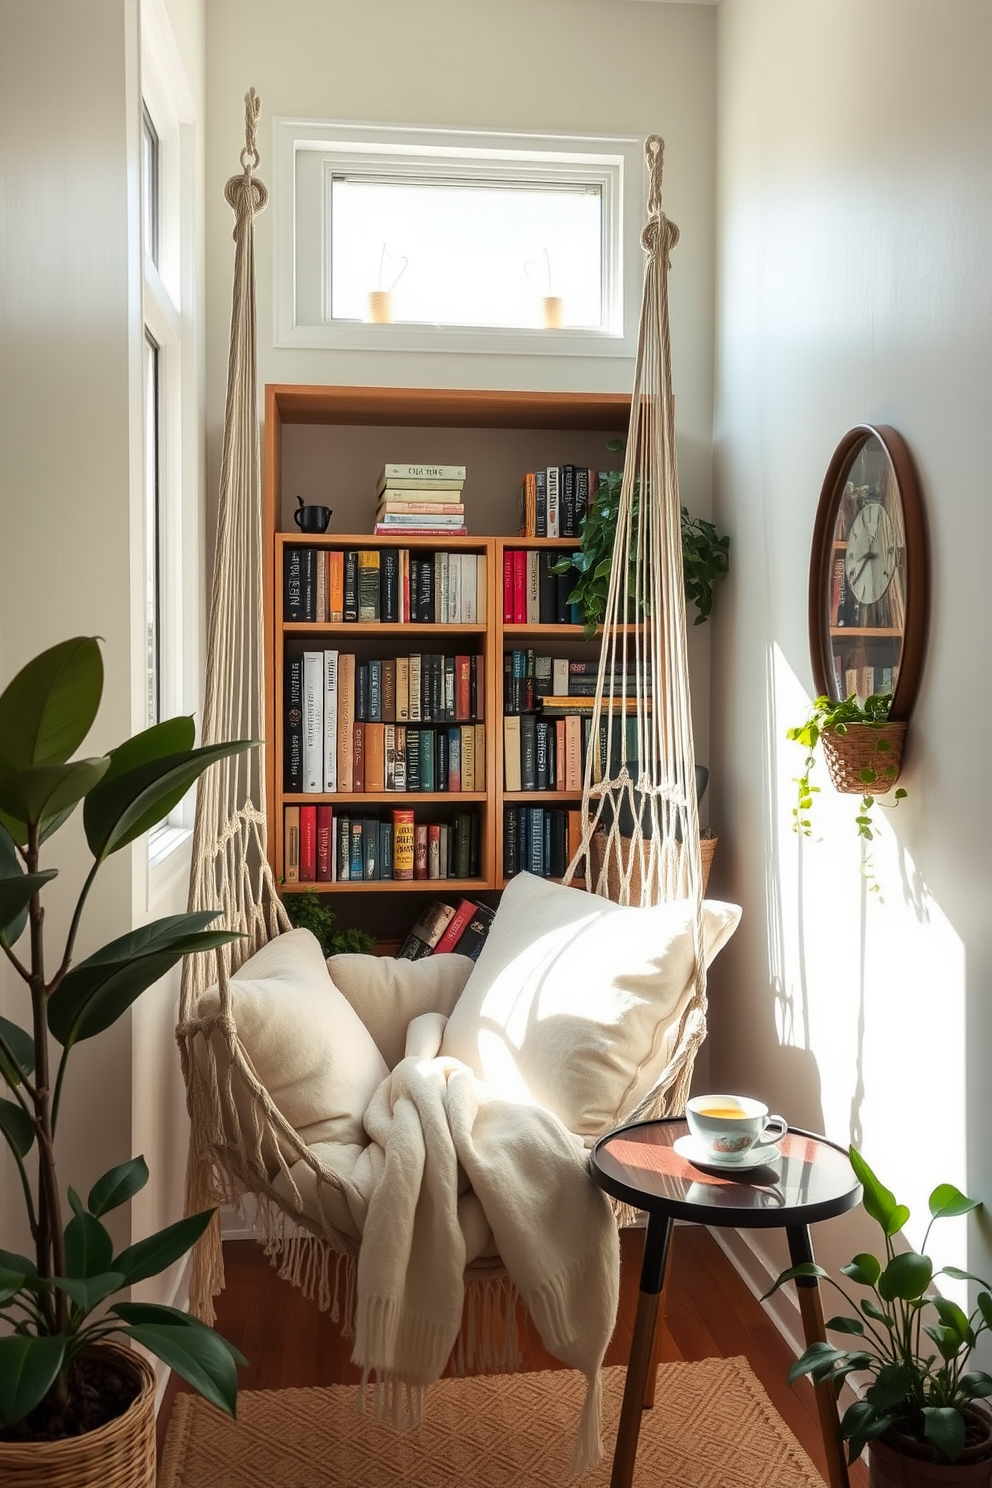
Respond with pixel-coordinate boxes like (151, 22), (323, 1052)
(787, 1224), (850, 1488)
(610, 1214), (673, 1488)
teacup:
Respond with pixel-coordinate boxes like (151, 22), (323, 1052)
(686, 1094), (788, 1164)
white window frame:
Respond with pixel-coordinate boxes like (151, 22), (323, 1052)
(140, 0), (200, 879)
(274, 119), (645, 358)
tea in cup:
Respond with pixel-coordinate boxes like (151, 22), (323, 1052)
(686, 1094), (787, 1164)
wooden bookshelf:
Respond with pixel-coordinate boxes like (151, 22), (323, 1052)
(262, 384), (629, 938)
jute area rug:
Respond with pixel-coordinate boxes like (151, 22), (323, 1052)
(160, 1356), (826, 1488)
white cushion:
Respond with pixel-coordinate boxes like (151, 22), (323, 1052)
(440, 874), (741, 1139)
(197, 929), (388, 1149)
(328, 952), (474, 1070)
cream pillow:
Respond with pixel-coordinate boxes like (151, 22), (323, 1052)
(440, 874), (741, 1139)
(197, 929), (388, 1149)
(328, 952), (474, 1070)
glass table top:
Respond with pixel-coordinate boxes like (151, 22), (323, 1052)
(591, 1117), (862, 1230)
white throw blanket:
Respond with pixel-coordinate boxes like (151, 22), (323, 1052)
(343, 1013), (621, 1475)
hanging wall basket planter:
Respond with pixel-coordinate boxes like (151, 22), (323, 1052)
(821, 721), (907, 796)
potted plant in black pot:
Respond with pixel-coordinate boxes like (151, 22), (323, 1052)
(0, 637), (251, 1486)
(764, 1147), (992, 1486)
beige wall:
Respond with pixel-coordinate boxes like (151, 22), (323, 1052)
(0, 0), (207, 1343)
(711, 0), (992, 1315)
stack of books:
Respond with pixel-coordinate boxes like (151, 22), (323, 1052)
(396, 897), (495, 961)
(375, 464), (468, 536)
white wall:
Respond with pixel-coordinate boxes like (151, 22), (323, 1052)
(712, 0), (992, 1317)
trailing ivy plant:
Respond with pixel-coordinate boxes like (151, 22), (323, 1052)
(788, 692), (907, 888)
(551, 438), (731, 640)
(281, 889), (375, 958)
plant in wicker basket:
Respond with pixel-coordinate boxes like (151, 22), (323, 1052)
(0, 638), (249, 1451)
(788, 692), (907, 850)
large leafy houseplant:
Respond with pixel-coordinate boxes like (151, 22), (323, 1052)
(764, 1147), (992, 1469)
(0, 637), (251, 1442)
(551, 438), (731, 640)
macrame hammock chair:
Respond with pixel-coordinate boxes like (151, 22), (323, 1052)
(177, 99), (707, 1346)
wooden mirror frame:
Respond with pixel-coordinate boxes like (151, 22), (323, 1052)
(808, 424), (928, 723)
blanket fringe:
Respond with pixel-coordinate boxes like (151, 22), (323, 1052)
(571, 1369), (605, 1477)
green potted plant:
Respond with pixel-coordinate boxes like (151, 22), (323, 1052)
(551, 438), (731, 640)
(788, 691), (907, 848)
(281, 889), (375, 956)
(0, 637), (250, 1482)
(764, 1147), (992, 1485)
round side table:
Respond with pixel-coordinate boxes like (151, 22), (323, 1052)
(591, 1117), (862, 1488)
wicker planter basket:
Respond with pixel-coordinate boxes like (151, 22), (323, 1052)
(590, 830), (716, 905)
(0, 1342), (156, 1488)
(821, 721), (907, 796)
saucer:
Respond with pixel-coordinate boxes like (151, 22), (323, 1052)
(674, 1132), (783, 1173)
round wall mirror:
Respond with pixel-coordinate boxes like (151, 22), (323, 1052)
(808, 425), (928, 722)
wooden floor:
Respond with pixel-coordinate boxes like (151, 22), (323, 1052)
(159, 1227), (866, 1486)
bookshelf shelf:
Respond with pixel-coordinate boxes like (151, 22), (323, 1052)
(263, 383), (630, 940)
(281, 878), (493, 896)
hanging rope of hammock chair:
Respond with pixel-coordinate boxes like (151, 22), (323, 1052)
(176, 109), (707, 1326)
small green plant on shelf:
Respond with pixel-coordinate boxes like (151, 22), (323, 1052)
(551, 438), (731, 640)
(282, 890), (375, 957)
(763, 1147), (992, 1469)
(788, 692), (907, 851)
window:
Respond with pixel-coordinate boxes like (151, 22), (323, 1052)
(143, 331), (162, 730)
(140, 0), (199, 869)
(276, 120), (645, 357)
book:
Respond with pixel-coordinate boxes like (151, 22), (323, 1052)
(328, 549), (344, 622)
(284, 805), (300, 883)
(358, 550), (381, 620)
(519, 713), (537, 790)
(461, 553), (478, 623)
(375, 524), (467, 537)
(428, 822), (442, 879)
(302, 651), (324, 793)
(413, 822), (429, 880)
(336, 816), (351, 881)
(355, 662), (370, 722)
(503, 547), (515, 624)
(352, 720), (366, 792)
(368, 659), (382, 722)
(396, 898), (457, 960)
(381, 658), (396, 722)
(380, 463), (466, 483)
(561, 463), (576, 538)
(315, 546), (328, 621)
(375, 510), (466, 527)
(461, 723), (476, 792)
(396, 656), (410, 723)
(526, 550), (540, 623)
(503, 715), (521, 791)
(365, 722), (386, 792)
(535, 469), (547, 538)
(316, 804), (333, 881)
(363, 816), (378, 880)
(452, 902), (495, 961)
(284, 652), (303, 792)
(299, 804), (317, 881)
(546, 466), (560, 539)
(420, 727), (436, 791)
(386, 723), (406, 790)
(455, 811), (472, 878)
(323, 650), (338, 793)
(519, 471), (537, 537)
(434, 898), (477, 953)
(343, 550), (359, 622)
(379, 820), (393, 880)
(392, 808), (415, 879)
(284, 546), (317, 622)
(380, 548), (400, 622)
(406, 729), (421, 791)
(336, 653), (356, 791)
(378, 501), (465, 516)
(512, 549), (527, 624)
(447, 726), (462, 791)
